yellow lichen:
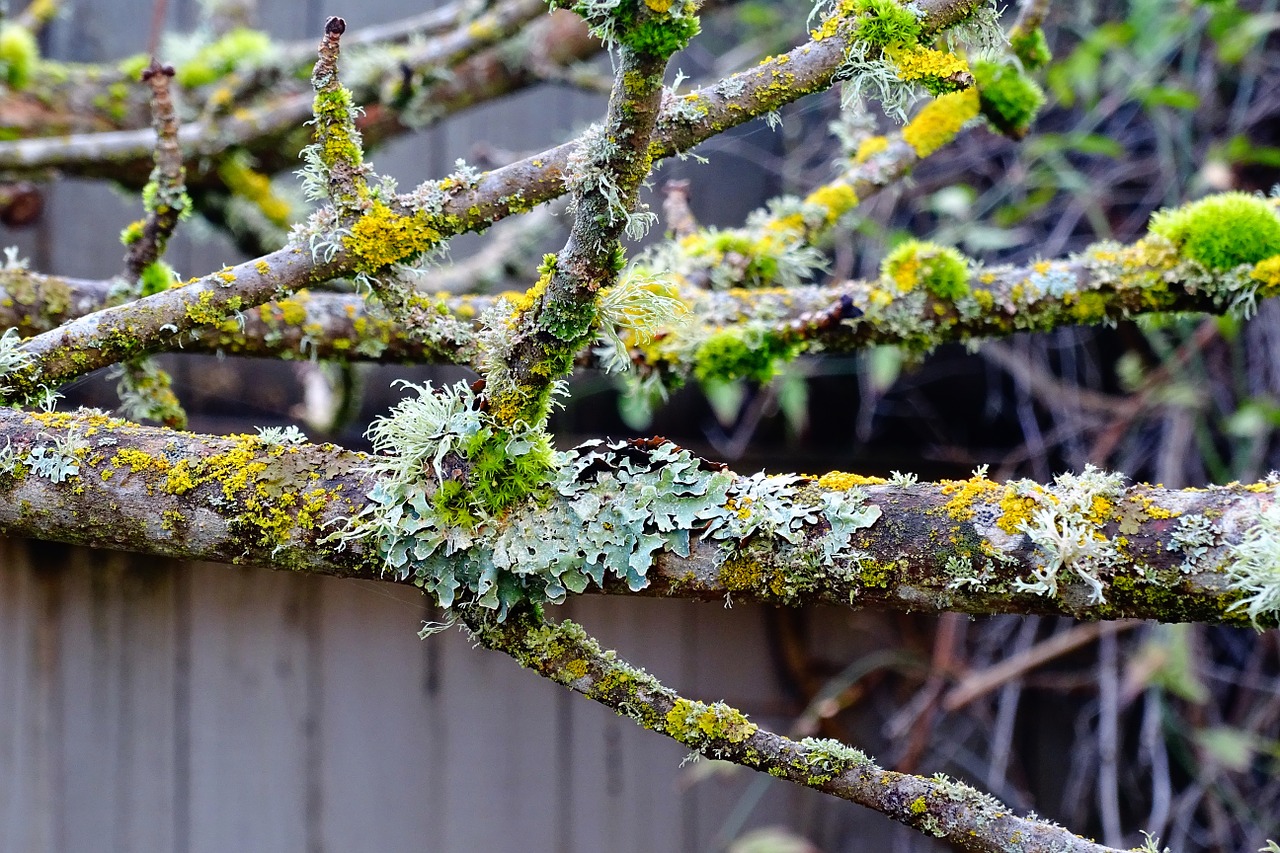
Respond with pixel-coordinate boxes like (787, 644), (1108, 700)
(884, 45), (969, 84)
(902, 88), (980, 158)
(854, 135), (889, 163)
(804, 183), (860, 227)
(818, 471), (887, 489)
(1250, 255), (1280, 294)
(345, 202), (441, 274)
(997, 487), (1040, 534)
(941, 476), (1002, 521)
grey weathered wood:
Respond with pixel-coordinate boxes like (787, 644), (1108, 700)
(0, 538), (923, 853)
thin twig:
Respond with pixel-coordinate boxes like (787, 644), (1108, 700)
(944, 621), (1142, 712)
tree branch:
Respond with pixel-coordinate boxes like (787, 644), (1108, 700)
(3, 224), (1277, 376)
(470, 613), (1124, 853)
(0, 409), (1273, 627)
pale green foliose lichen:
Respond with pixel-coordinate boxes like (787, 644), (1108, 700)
(340, 408), (881, 619)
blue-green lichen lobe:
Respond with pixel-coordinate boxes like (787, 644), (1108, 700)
(344, 422), (882, 619)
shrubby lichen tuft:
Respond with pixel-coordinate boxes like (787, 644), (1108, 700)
(1008, 464), (1126, 603)
(1224, 497), (1280, 628)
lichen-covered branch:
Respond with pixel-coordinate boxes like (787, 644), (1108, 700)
(3, 207), (1279, 376)
(1, 246), (345, 403)
(115, 59), (192, 429)
(470, 614), (1123, 853)
(121, 61), (188, 285)
(487, 0), (694, 425)
(0, 409), (1274, 628)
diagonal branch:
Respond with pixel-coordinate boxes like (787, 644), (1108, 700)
(470, 613), (1124, 853)
(2, 0), (979, 396)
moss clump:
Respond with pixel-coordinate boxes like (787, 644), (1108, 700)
(693, 327), (799, 383)
(453, 427), (557, 522)
(138, 261), (180, 296)
(623, 11), (700, 55)
(881, 240), (970, 300)
(1149, 192), (1280, 271)
(1009, 25), (1052, 70)
(176, 28), (273, 89)
(972, 60), (1044, 139)
(852, 0), (922, 47)
(0, 22), (38, 90)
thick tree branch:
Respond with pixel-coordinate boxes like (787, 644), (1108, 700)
(0, 409), (1273, 627)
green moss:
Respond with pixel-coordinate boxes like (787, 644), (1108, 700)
(1009, 25), (1052, 70)
(1149, 192), (1280, 271)
(175, 28), (273, 89)
(881, 240), (970, 300)
(972, 60), (1044, 138)
(622, 12), (700, 55)
(138, 261), (179, 296)
(852, 0), (922, 47)
(0, 23), (38, 90)
(693, 327), (799, 383)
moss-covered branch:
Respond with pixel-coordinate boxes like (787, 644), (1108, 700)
(0, 408), (1275, 628)
(471, 613), (1123, 853)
